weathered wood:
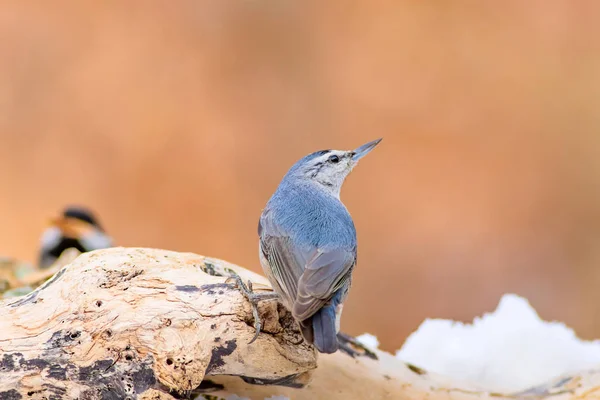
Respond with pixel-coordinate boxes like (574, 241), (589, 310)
(0, 247), (599, 400)
(0, 248), (314, 399)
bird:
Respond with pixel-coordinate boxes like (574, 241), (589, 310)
(252, 138), (382, 354)
(38, 206), (113, 269)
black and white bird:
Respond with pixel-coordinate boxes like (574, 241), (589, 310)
(38, 206), (112, 269)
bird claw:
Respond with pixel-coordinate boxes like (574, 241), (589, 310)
(337, 332), (378, 360)
(227, 272), (279, 344)
(248, 306), (261, 345)
(226, 273), (253, 298)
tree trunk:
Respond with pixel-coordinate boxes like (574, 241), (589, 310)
(0, 247), (597, 400)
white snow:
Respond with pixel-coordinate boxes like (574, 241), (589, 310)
(395, 293), (600, 392)
(356, 333), (380, 350)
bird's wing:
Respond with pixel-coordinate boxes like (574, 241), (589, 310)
(259, 208), (357, 323)
(293, 246), (356, 322)
(259, 209), (309, 306)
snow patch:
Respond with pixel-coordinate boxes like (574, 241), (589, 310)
(396, 294), (600, 392)
(356, 332), (380, 350)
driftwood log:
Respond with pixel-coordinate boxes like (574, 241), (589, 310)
(0, 247), (599, 400)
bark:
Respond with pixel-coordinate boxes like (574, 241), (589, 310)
(0, 247), (597, 400)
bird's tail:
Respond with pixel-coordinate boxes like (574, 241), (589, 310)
(311, 304), (338, 354)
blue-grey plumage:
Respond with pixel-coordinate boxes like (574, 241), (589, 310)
(258, 138), (381, 353)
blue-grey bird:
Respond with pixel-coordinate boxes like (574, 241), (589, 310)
(38, 206), (113, 268)
(257, 138), (382, 353)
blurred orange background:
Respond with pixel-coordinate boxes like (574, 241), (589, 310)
(1, 1), (600, 352)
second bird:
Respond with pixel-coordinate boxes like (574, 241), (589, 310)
(39, 206), (113, 268)
(258, 138), (382, 353)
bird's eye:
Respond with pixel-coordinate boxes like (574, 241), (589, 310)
(328, 155), (340, 163)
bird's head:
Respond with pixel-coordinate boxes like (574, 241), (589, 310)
(46, 206), (104, 239)
(288, 138), (382, 196)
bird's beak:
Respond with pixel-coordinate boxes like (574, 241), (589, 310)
(351, 138), (382, 161)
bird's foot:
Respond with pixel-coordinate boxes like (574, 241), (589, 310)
(337, 332), (378, 360)
(226, 272), (279, 344)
